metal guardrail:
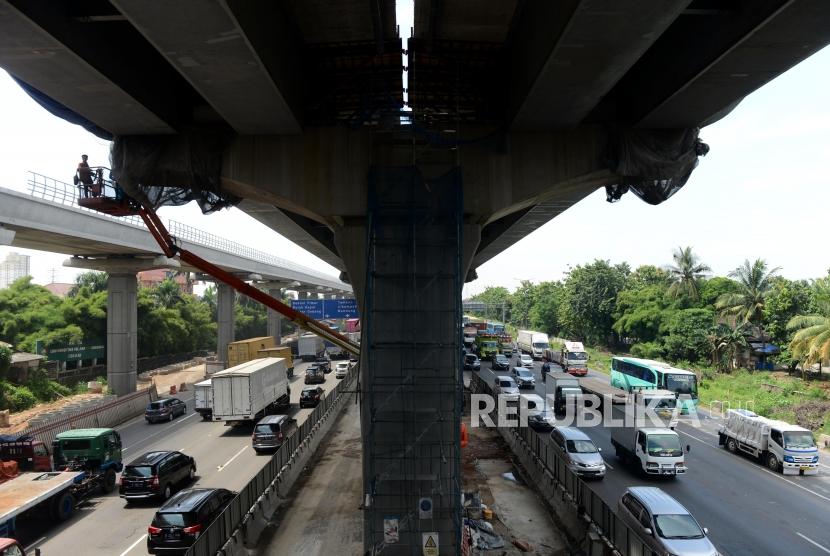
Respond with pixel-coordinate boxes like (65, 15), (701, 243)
(471, 373), (658, 556)
(186, 367), (357, 556)
(24, 171), (342, 284)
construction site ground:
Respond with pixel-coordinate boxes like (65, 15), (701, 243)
(3, 361), (207, 433)
(463, 413), (569, 555)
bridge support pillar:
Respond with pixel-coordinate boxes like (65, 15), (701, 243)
(266, 286), (283, 345)
(333, 167), (476, 555)
(107, 273), (138, 396)
(217, 283), (235, 367)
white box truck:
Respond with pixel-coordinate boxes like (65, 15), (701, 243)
(299, 333), (325, 361)
(194, 378), (213, 421)
(610, 404), (687, 476)
(211, 358), (290, 423)
(718, 409), (819, 475)
(546, 372), (584, 414)
(517, 330), (549, 359)
(548, 341), (589, 376)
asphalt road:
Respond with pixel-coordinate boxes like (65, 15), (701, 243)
(16, 360), (349, 556)
(476, 356), (830, 556)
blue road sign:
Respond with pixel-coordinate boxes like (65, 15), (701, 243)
(290, 299), (359, 319)
(290, 299), (324, 318)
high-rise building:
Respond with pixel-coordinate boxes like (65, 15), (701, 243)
(0, 252), (30, 288)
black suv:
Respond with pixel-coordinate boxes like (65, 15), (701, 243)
(145, 398), (186, 423)
(304, 366), (325, 384)
(252, 414), (298, 453)
(299, 386), (324, 408)
(315, 356), (332, 373)
(121, 450), (196, 502)
(147, 488), (236, 555)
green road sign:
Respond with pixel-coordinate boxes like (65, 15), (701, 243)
(38, 339), (105, 361)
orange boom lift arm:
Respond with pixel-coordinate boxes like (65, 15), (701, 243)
(137, 205), (360, 357)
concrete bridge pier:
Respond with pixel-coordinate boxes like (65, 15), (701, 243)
(262, 282), (284, 345)
(217, 282), (235, 367)
(107, 273), (138, 396)
(64, 255), (180, 396)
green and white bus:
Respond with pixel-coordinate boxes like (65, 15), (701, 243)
(610, 357), (699, 413)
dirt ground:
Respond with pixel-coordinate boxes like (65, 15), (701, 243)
(3, 392), (104, 433)
(2, 362), (208, 434)
(463, 414), (568, 555)
(144, 363), (207, 395)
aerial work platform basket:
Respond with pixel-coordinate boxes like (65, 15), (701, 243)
(75, 166), (141, 216)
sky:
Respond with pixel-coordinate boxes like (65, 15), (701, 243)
(1, 13), (829, 297)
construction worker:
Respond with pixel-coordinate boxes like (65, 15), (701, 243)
(76, 154), (93, 197)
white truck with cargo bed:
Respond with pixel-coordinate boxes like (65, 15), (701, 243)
(718, 409), (819, 475)
(299, 333), (325, 361)
(211, 358), (290, 423)
(609, 403), (686, 476)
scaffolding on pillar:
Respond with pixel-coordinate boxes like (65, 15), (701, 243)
(363, 166), (463, 554)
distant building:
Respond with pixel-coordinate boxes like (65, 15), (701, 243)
(0, 252), (30, 288)
(137, 269), (192, 294)
(45, 282), (74, 298)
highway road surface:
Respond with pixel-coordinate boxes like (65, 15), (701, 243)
(476, 356), (830, 556)
(15, 360), (348, 556)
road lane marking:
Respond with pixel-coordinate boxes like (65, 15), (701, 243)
(757, 467), (830, 503)
(123, 412), (198, 452)
(25, 537), (46, 552)
(602, 459), (614, 470)
(119, 534), (147, 556)
(217, 446), (247, 471)
(797, 532), (830, 554)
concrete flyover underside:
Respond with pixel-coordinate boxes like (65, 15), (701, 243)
(3, 0), (830, 552)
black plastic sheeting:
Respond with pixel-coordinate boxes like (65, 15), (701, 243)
(110, 131), (239, 214)
(604, 127), (709, 205)
(11, 76), (113, 141)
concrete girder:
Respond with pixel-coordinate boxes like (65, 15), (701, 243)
(62, 255), (180, 274)
(219, 127), (618, 273)
(508, 0), (689, 129)
(110, 0), (301, 134)
(592, 0), (830, 128)
(0, 0), (174, 135)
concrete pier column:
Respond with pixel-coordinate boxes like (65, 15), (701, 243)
(266, 286), (283, 345)
(217, 283), (235, 367)
(333, 166), (474, 555)
(107, 273), (138, 395)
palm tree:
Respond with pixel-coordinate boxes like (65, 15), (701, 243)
(709, 323), (750, 371)
(787, 279), (830, 377)
(716, 259), (780, 369)
(666, 246), (710, 301)
(153, 278), (183, 308)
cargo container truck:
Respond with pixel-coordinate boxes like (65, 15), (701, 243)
(517, 330), (549, 359)
(211, 358), (290, 423)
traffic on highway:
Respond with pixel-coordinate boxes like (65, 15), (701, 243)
(8, 359), (349, 556)
(469, 347), (830, 556)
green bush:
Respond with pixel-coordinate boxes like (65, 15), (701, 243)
(1, 382), (38, 412)
(26, 368), (71, 402)
(631, 341), (663, 359)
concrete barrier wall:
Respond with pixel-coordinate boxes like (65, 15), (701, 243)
(18, 385), (159, 448)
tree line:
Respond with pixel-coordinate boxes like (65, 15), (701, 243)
(470, 248), (830, 374)
(0, 272), (274, 359)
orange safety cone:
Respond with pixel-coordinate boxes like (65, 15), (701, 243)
(169, 384), (177, 395)
(461, 422), (469, 448)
